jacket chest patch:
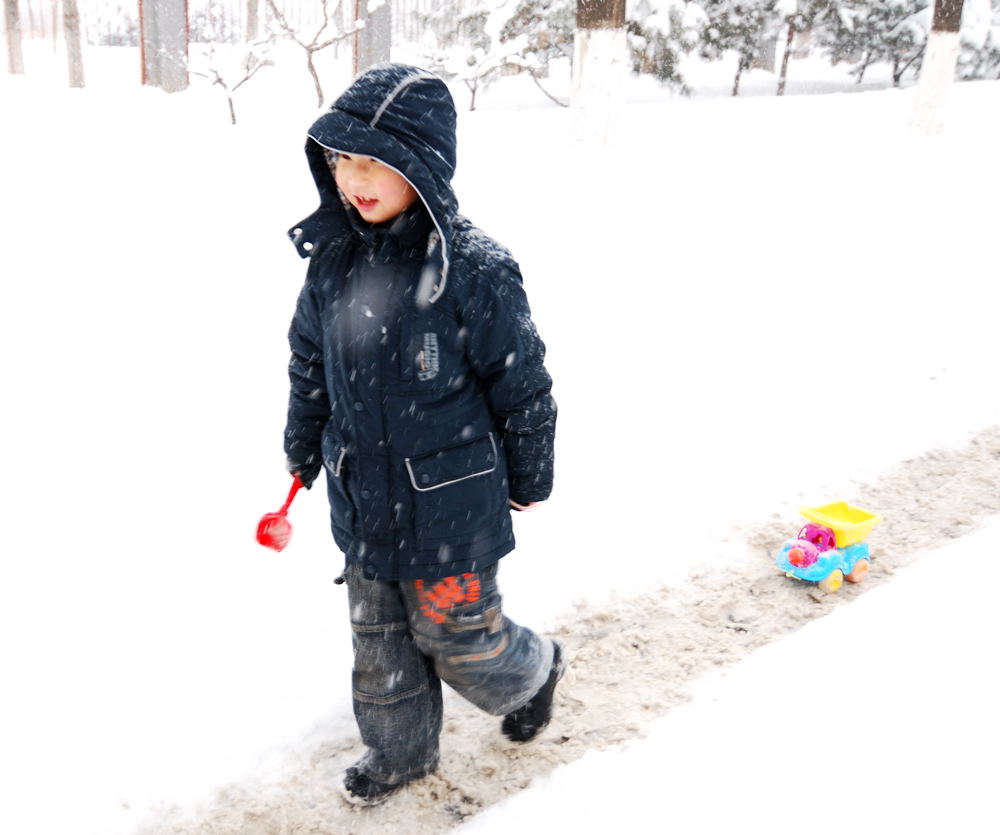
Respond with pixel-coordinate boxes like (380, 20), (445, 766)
(416, 332), (440, 381)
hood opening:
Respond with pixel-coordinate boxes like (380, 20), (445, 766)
(310, 140), (450, 305)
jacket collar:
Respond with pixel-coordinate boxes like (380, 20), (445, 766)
(343, 197), (433, 257)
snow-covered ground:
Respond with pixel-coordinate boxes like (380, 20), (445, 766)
(1, 41), (999, 835)
(458, 519), (1000, 835)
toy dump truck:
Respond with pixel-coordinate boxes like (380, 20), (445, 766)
(775, 502), (882, 593)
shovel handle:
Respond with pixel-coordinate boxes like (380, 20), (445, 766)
(279, 474), (304, 515)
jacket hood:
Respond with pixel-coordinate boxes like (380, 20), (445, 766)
(289, 64), (459, 304)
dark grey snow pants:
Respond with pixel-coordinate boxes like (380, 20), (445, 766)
(345, 562), (553, 785)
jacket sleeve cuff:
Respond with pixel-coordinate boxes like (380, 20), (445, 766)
(286, 455), (321, 489)
(504, 424), (554, 504)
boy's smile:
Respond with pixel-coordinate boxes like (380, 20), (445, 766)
(334, 153), (419, 224)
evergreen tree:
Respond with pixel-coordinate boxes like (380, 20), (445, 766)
(500, 0), (576, 72)
(698, 0), (784, 94)
(776, 0), (829, 94)
(814, 0), (930, 84)
(627, 0), (702, 92)
(498, 0), (701, 92)
(958, 0), (1000, 78)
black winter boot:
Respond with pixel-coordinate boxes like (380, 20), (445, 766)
(501, 639), (565, 742)
(340, 766), (402, 807)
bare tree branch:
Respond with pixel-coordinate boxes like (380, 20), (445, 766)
(189, 35), (275, 124)
(265, 0), (366, 106)
(265, 0), (294, 38)
(526, 65), (568, 107)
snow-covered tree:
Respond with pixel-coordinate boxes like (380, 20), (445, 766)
(698, 0), (784, 94)
(500, 0), (698, 93)
(86, 2), (138, 47)
(958, 0), (1000, 77)
(497, 0), (573, 104)
(417, 1), (511, 110)
(815, 0), (931, 85)
(190, 4), (242, 44)
(775, 0), (825, 94)
(503, 0), (575, 66)
(627, 0), (703, 91)
(500, 0), (575, 72)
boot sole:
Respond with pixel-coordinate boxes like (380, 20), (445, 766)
(337, 780), (402, 808)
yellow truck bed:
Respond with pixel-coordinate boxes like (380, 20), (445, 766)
(800, 502), (882, 548)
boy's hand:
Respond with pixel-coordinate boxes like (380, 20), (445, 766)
(509, 499), (541, 512)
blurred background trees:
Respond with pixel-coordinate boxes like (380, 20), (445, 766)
(4, 0), (999, 103)
(4, 0), (24, 74)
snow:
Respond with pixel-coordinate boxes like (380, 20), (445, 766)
(2, 40), (1000, 835)
(457, 519), (1000, 835)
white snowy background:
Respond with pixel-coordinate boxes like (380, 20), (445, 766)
(2, 39), (999, 835)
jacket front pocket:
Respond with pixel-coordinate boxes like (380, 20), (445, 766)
(405, 433), (505, 547)
(321, 433), (356, 535)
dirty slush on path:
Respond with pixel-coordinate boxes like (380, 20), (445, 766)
(139, 425), (1000, 835)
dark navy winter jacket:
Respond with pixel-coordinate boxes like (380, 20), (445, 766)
(284, 65), (557, 581)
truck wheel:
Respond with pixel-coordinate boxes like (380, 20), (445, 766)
(846, 559), (870, 583)
(817, 570), (844, 594)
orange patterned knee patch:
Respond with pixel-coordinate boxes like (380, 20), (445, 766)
(414, 573), (482, 623)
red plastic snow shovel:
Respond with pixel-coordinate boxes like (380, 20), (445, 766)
(256, 475), (304, 552)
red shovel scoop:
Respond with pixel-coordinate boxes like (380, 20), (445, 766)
(256, 475), (304, 552)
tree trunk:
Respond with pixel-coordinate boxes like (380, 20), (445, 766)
(931, 0), (964, 31)
(355, 0), (390, 74)
(732, 59), (745, 96)
(572, 0), (627, 144)
(528, 67), (569, 107)
(911, 0), (965, 134)
(139, 0), (189, 92)
(856, 52), (871, 83)
(306, 51), (324, 107)
(246, 0), (258, 41)
(577, 0), (626, 28)
(777, 22), (796, 95)
(5, 0), (25, 74)
(63, 0), (84, 88)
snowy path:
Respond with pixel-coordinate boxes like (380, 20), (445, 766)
(135, 425), (1000, 834)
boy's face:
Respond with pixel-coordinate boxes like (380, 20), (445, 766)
(334, 153), (418, 224)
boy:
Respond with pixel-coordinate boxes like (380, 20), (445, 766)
(282, 64), (561, 807)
